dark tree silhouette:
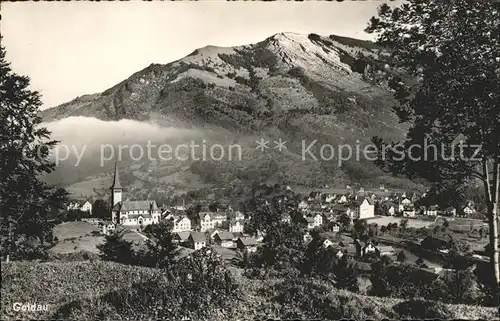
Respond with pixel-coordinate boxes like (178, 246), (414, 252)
(92, 199), (110, 219)
(97, 231), (136, 265)
(367, 0), (500, 287)
(0, 42), (68, 262)
(141, 220), (178, 269)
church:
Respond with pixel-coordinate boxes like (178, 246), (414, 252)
(110, 163), (161, 227)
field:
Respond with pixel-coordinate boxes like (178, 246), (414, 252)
(2, 260), (497, 320)
(50, 222), (104, 256)
(364, 216), (435, 229)
(53, 221), (100, 240)
(432, 217), (488, 233)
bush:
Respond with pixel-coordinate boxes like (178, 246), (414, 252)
(397, 251), (407, 262)
(393, 299), (452, 319)
(97, 232), (136, 265)
(53, 247), (240, 320)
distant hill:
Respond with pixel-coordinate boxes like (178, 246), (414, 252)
(40, 32), (421, 198)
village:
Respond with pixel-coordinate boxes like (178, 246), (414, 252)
(61, 164), (491, 283)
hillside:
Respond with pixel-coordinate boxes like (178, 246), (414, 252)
(40, 32), (419, 196)
(1, 260), (497, 320)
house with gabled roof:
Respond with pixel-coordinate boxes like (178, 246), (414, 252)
(198, 212), (215, 232)
(229, 220), (245, 233)
(403, 205), (416, 218)
(213, 231), (235, 248)
(188, 231), (207, 250)
(462, 205), (476, 216)
(353, 197), (375, 219)
(173, 231), (191, 244)
(337, 195), (348, 204)
(236, 237), (258, 253)
(80, 201), (93, 213)
(425, 205), (438, 216)
(172, 216), (192, 232)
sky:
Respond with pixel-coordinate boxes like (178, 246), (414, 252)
(1, 1), (396, 109)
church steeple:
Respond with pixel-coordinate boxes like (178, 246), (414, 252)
(111, 161), (122, 207)
(111, 161), (122, 189)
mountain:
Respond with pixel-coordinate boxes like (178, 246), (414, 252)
(40, 32), (418, 200)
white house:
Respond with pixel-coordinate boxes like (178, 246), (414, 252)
(233, 211), (245, 221)
(172, 216), (192, 232)
(337, 195), (348, 204)
(101, 221), (116, 235)
(403, 206), (416, 218)
(188, 232), (207, 250)
(401, 198), (412, 206)
(323, 239), (335, 248)
(354, 197), (375, 219)
(325, 194), (336, 203)
(199, 212), (215, 232)
(425, 206), (438, 216)
(361, 241), (377, 257)
(305, 217), (316, 229)
(229, 220), (244, 233)
(66, 202), (79, 211)
(313, 213), (323, 227)
(304, 213), (323, 229)
(81, 201), (92, 213)
(298, 200), (309, 210)
(281, 213), (292, 223)
(445, 207), (457, 216)
(214, 231), (235, 248)
(462, 205), (476, 216)
(387, 205), (396, 216)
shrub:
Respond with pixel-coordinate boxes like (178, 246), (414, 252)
(234, 76), (248, 86)
(393, 299), (452, 319)
(53, 247), (240, 320)
(397, 251), (407, 262)
(97, 232), (136, 265)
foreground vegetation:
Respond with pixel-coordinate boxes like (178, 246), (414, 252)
(1, 259), (498, 321)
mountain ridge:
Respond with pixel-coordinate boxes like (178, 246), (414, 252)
(40, 32), (420, 199)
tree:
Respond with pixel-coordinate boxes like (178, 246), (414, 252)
(0, 42), (68, 262)
(66, 209), (90, 221)
(353, 219), (367, 236)
(186, 203), (201, 225)
(92, 199), (110, 219)
(338, 213), (351, 232)
(168, 247), (239, 319)
(255, 220), (305, 271)
(208, 201), (219, 212)
(367, 1), (500, 287)
(397, 251), (407, 263)
(141, 220), (178, 269)
(334, 258), (359, 292)
(428, 269), (479, 304)
(97, 231), (136, 265)
(400, 218), (409, 231)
